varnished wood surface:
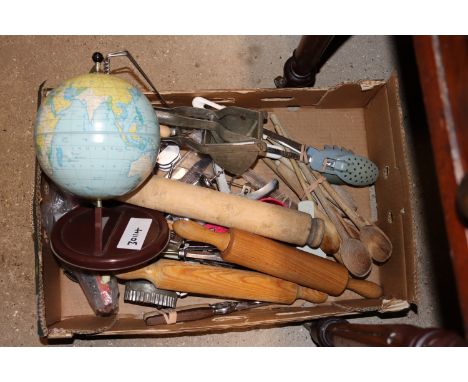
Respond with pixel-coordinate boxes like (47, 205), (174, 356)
(120, 176), (320, 246)
(413, 36), (468, 336)
(226, 228), (348, 296)
(117, 259), (328, 304)
(309, 318), (467, 346)
(173, 220), (383, 298)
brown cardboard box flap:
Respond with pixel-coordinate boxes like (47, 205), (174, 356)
(316, 80), (385, 108)
(94, 298), (400, 337)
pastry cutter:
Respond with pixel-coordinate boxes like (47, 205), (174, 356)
(124, 280), (178, 309)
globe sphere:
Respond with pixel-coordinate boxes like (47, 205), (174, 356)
(34, 73), (160, 199)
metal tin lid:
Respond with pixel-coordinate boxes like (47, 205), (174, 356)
(51, 204), (169, 272)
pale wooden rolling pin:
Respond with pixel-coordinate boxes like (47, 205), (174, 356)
(160, 124), (174, 138)
(173, 220), (383, 299)
(117, 259), (328, 304)
(118, 176), (340, 253)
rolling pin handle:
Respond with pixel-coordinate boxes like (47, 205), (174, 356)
(297, 287), (328, 303)
(306, 218), (325, 248)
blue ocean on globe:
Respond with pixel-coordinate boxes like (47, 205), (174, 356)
(34, 73), (160, 199)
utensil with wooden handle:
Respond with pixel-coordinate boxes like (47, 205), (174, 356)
(267, 113), (391, 263)
(172, 220), (383, 299)
(160, 124), (175, 138)
(297, 165), (372, 278)
(117, 259), (328, 304)
(329, 209), (373, 278)
(314, 173), (392, 263)
(118, 176), (340, 254)
(262, 158), (341, 254)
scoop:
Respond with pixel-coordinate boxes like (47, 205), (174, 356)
(333, 213), (373, 278)
(320, 179), (393, 263)
(314, 185), (372, 278)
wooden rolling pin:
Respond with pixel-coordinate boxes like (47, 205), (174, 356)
(173, 220), (383, 299)
(118, 176), (340, 253)
(160, 124), (175, 138)
(117, 259), (328, 304)
(263, 158), (341, 253)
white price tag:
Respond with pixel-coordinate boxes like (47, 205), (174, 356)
(117, 218), (152, 250)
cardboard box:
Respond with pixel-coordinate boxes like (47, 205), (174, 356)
(33, 75), (417, 339)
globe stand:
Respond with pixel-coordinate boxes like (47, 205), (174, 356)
(50, 203), (170, 272)
(94, 199), (103, 256)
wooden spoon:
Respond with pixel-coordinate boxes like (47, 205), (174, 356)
(268, 113), (390, 263)
(315, 188), (372, 278)
(318, 177), (392, 263)
(293, 161), (373, 276)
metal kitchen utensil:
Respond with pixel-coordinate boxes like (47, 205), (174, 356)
(161, 230), (230, 266)
(155, 105), (266, 143)
(124, 280), (178, 308)
(177, 155), (213, 185)
(163, 136), (265, 175)
(241, 169), (297, 208)
(158, 106), (297, 175)
(144, 300), (269, 326)
(264, 128), (379, 187)
(157, 144), (181, 173)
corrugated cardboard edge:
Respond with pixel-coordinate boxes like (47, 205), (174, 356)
(47, 315), (120, 339)
(359, 80), (386, 91)
(44, 299), (411, 339)
(146, 87), (327, 108)
(378, 298), (411, 313)
(316, 79), (386, 108)
(33, 162), (47, 337)
(74, 298), (410, 338)
(386, 73), (418, 305)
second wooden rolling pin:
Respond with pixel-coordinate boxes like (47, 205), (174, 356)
(117, 259), (328, 304)
(118, 176), (340, 254)
(173, 220), (383, 299)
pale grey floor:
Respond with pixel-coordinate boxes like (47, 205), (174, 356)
(0, 36), (451, 346)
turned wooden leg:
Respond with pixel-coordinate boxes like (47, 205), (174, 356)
(275, 35), (334, 88)
(306, 317), (467, 346)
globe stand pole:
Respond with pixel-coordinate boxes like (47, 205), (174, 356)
(94, 199), (103, 256)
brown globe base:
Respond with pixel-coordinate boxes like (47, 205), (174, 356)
(51, 203), (169, 272)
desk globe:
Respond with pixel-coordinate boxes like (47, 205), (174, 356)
(34, 72), (160, 200)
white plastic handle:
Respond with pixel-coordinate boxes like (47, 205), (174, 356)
(192, 96), (226, 110)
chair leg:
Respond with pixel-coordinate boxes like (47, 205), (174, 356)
(275, 35), (334, 88)
(305, 317), (467, 346)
